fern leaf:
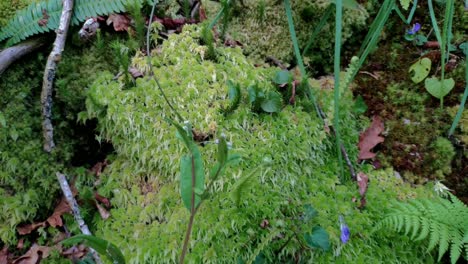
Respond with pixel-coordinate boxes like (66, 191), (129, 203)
(427, 221), (440, 252)
(449, 229), (463, 264)
(0, 0), (145, 46)
(414, 218), (430, 241)
(437, 225), (450, 261)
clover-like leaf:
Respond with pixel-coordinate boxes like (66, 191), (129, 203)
(409, 58), (431, 83)
(424, 77), (455, 99)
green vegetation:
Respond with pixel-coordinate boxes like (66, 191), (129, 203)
(0, 0), (466, 263)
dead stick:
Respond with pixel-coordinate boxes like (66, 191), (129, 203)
(56, 172), (103, 264)
(41, 0), (74, 152)
(0, 37), (45, 75)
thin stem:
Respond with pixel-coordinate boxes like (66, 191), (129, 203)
(146, 0), (183, 122)
(448, 54), (468, 136)
(302, 4), (333, 56)
(333, 0), (344, 180)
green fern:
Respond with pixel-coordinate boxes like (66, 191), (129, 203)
(0, 0), (144, 46)
(375, 194), (468, 263)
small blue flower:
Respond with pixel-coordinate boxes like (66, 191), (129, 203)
(339, 215), (350, 244)
(407, 23), (421, 35)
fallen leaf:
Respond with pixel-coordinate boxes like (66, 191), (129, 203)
(89, 160), (108, 177)
(12, 244), (52, 264)
(357, 172), (369, 209)
(37, 9), (49, 27)
(17, 239), (24, 250)
(17, 222), (46, 236)
(129, 67), (144, 79)
(95, 201), (111, 220)
(357, 172), (369, 196)
(1, 247), (8, 264)
(17, 198), (70, 235)
(94, 192), (111, 208)
(107, 14), (131, 31)
(62, 244), (87, 259)
(199, 5), (207, 21)
(358, 116), (384, 160)
(46, 198), (71, 227)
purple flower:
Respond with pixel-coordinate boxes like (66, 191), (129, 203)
(339, 215), (350, 244)
(407, 23), (421, 35)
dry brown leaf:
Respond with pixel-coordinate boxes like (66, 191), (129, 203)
(95, 201), (111, 220)
(1, 247), (8, 264)
(17, 239), (24, 250)
(358, 115), (384, 160)
(357, 172), (369, 208)
(94, 192), (111, 208)
(129, 67), (144, 79)
(62, 244), (87, 259)
(106, 14), (131, 31)
(17, 222), (46, 236)
(12, 244), (52, 264)
(46, 198), (71, 227)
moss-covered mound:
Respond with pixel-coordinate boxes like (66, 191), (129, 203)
(85, 25), (435, 263)
(201, 0), (369, 70)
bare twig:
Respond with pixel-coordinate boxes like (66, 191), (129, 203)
(41, 0), (74, 152)
(266, 55), (288, 70)
(56, 172), (102, 264)
(0, 37), (45, 75)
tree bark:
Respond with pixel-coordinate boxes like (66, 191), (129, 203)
(0, 37), (45, 75)
(41, 0), (74, 152)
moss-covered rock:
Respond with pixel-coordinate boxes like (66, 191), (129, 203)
(201, 0), (369, 71)
(85, 25), (435, 263)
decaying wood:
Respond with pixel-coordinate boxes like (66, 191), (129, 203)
(41, 0), (74, 152)
(56, 172), (103, 264)
(0, 38), (45, 75)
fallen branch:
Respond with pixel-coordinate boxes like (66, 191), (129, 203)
(0, 37), (45, 75)
(56, 172), (102, 264)
(41, 0), (74, 152)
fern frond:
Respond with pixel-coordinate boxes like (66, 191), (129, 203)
(0, 0), (145, 46)
(376, 196), (468, 263)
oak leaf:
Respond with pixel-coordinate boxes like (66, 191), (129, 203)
(12, 244), (52, 264)
(358, 116), (384, 160)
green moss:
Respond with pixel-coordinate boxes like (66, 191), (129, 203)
(201, 0), (369, 71)
(0, 0), (36, 28)
(85, 25), (435, 263)
(427, 137), (455, 179)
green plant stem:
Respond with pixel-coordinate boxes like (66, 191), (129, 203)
(283, 0), (321, 119)
(393, 0), (417, 24)
(180, 155), (198, 264)
(302, 4), (333, 56)
(448, 54), (468, 136)
(333, 0), (344, 180)
(146, 0), (183, 122)
(208, 0), (231, 30)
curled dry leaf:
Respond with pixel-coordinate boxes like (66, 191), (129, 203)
(358, 115), (384, 160)
(46, 198), (71, 227)
(62, 244), (87, 259)
(1, 247), (8, 264)
(17, 198), (70, 235)
(94, 192), (111, 208)
(357, 172), (369, 208)
(12, 244), (53, 264)
(95, 201), (111, 220)
(106, 13), (131, 31)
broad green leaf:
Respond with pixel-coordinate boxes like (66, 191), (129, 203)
(61, 235), (126, 264)
(303, 204), (318, 221)
(409, 58), (431, 83)
(272, 70), (292, 85)
(304, 226), (330, 251)
(399, 0), (410, 10)
(425, 77), (455, 99)
(180, 146), (205, 211)
(260, 92), (282, 113)
(459, 42), (467, 55)
(0, 112), (6, 127)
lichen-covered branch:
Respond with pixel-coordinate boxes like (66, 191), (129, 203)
(41, 0), (74, 152)
(0, 37), (45, 75)
(56, 172), (103, 264)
